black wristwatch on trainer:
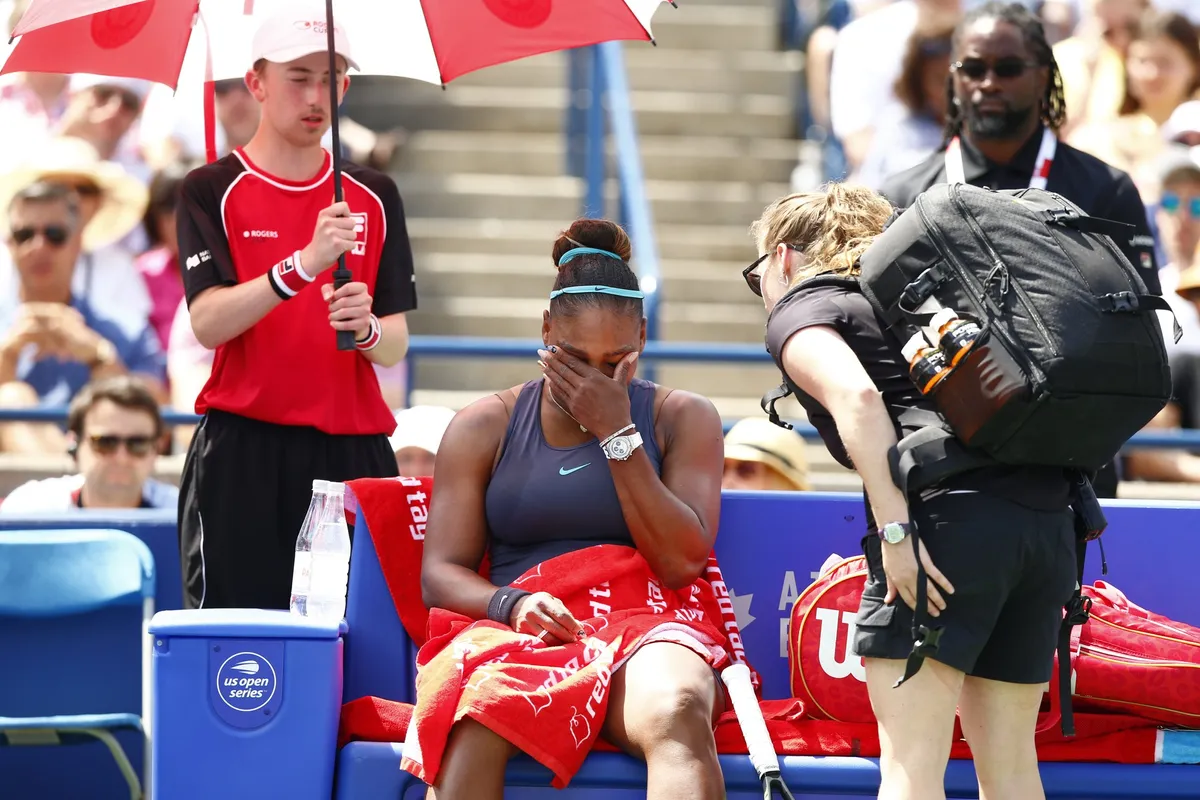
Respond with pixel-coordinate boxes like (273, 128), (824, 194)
(877, 521), (914, 545)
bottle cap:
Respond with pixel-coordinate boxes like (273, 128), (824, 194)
(901, 332), (931, 362)
(327, 481), (346, 496)
(312, 479), (329, 493)
(930, 308), (960, 336)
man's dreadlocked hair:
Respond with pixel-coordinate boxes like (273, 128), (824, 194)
(940, 1), (1067, 148)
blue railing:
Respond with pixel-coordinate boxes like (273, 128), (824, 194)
(565, 43), (662, 360)
(2, 335), (1194, 451)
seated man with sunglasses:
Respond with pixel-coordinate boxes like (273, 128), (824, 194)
(0, 181), (165, 454)
(0, 376), (177, 512)
(879, 1), (1160, 298)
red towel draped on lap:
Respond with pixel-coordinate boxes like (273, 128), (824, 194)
(398, 543), (742, 788)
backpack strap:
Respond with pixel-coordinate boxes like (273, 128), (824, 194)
(761, 383), (794, 431)
(887, 408), (999, 689)
(1098, 292), (1182, 343)
(1042, 209), (1134, 240)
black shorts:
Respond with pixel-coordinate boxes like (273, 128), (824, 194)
(178, 409), (398, 610)
(853, 491), (1077, 684)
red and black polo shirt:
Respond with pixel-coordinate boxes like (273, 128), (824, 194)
(177, 148), (417, 436)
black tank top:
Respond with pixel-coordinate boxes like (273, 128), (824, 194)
(484, 378), (663, 586)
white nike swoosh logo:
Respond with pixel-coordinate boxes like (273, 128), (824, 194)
(559, 464), (590, 476)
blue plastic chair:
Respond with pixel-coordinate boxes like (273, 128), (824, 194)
(0, 529), (155, 800)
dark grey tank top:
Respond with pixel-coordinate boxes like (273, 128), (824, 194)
(484, 378), (663, 586)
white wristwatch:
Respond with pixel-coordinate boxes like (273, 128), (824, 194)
(602, 430), (643, 461)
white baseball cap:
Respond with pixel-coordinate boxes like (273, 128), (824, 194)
(250, 7), (360, 71)
(388, 406), (456, 455)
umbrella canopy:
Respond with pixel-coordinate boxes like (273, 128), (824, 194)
(3, 0), (671, 89)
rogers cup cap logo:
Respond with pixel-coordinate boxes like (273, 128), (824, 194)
(216, 651), (277, 712)
(295, 20), (328, 34)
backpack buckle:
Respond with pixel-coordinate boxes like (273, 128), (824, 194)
(1101, 291), (1139, 313)
(900, 265), (947, 309)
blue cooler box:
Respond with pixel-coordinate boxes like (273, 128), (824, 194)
(149, 609), (346, 800)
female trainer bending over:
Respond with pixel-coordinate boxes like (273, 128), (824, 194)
(419, 219), (727, 800)
(747, 186), (1076, 800)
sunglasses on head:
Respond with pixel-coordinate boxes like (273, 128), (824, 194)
(1161, 193), (1200, 220)
(743, 244), (802, 297)
(952, 57), (1039, 81)
(88, 435), (156, 457)
(11, 225), (70, 246)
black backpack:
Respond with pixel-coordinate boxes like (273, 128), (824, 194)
(765, 183), (1175, 484)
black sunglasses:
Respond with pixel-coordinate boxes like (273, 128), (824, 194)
(952, 57), (1040, 81)
(743, 244), (801, 297)
(11, 225), (70, 246)
(89, 435), (156, 457)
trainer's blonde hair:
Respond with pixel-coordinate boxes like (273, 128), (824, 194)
(750, 184), (895, 285)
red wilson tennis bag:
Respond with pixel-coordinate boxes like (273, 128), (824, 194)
(1068, 582), (1200, 728)
(789, 555), (1200, 730)
(788, 555), (874, 723)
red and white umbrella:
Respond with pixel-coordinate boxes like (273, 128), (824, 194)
(4, 0), (671, 89)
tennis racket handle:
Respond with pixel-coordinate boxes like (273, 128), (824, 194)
(721, 663), (780, 777)
(332, 262), (356, 352)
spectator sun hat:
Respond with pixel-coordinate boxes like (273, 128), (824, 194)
(723, 417), (810, 491)
(0, 136), (148, 252)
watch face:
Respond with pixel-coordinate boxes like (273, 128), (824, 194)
(607, 436), (632, 459)
(881, 523), (907, 544)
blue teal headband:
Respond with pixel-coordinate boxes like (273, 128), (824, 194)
(550, 246), (644, 301)
(550, 285), (645, 300)
(557, 246), (622, 266)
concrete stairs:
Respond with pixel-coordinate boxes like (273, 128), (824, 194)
(341, 0), (805, 421)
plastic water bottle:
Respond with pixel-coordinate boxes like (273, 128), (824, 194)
(289, 479), (328, 616)
(307, 481), (351, 622)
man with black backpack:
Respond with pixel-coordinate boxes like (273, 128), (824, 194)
(879, 2), (1162, 497)
(880, 2), (1160, 296)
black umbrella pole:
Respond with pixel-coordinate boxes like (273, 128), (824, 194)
(327, 0), (355, 351)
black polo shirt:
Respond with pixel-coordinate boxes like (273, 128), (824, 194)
(879, 126), (1161, 295)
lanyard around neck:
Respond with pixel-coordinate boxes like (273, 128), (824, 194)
(944, 127), (1057, 191)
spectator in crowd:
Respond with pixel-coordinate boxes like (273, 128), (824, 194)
(1054, 0), (1149, 136)
(1152, 147), (1200, 354)
(1068, 10), (1200, 190)
(421, 218), (726, 800)
(1127, 312), (1200, 483)
(0, 376), (177, 511)
(59, 74), (152, 184)
(0, 136), (152, 341)
(0, 182), (165, 453)
(389, 404), (455, 477)
(722, 417), (810, 492)
(827, 0), (964, 177)
(136, 161), (195, 351)
(856, 22), (956, 189)
(0, 71), (69, 170)
(880, 2), (1160, 293)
